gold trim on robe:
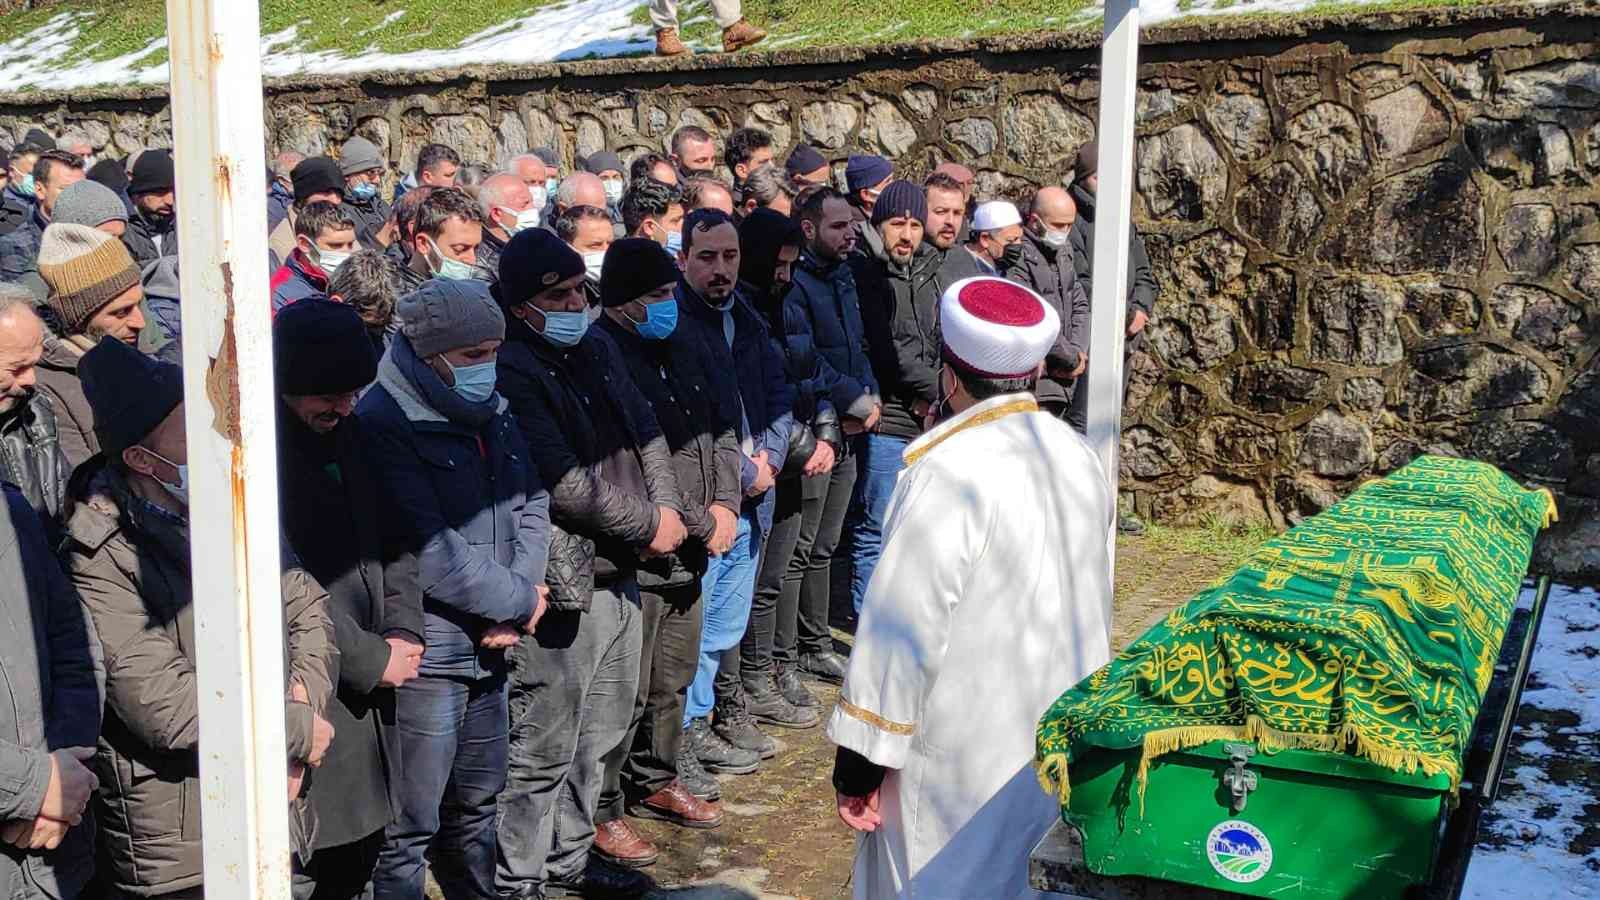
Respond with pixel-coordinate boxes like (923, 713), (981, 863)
(836, 698), (916, 736)
(902, 395), (1040, 468)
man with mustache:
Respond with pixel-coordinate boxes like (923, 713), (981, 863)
(121, 150), (177, 269)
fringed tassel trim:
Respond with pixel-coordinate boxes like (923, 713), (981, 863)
(1537, 488), (1559, 529)
(1034, 753), (1072, 805)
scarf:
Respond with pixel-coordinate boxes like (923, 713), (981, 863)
(380, 333), (500, 429)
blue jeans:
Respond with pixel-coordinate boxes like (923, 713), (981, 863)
(373, 674), (508, 900)
(686, 511), (762, 724)
(849, 432), (909, 615)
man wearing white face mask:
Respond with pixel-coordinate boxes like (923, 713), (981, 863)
(271, 201), (360, 313)
(475, 173), (539, 282)
(1008, 186), (1089, 422)
(397, 188), (484, 292)
(555, 204), (614, 307)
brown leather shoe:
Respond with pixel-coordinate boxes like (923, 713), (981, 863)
(721, 19), (767, 53)
(629, 779), (725, 829)
(655, 27), (691, 57)
(592, 818), (659, 869)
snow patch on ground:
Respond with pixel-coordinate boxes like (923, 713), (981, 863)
(1463, 584), (1600, 899)
(0, 0), (1453, 93)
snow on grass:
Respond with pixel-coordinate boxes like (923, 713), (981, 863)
(1463, 583), (1600, 899)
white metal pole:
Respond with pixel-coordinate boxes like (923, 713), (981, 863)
(163, 1), (291, 897)
(1087, 0), (1141, 621)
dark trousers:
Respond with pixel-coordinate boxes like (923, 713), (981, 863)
(778, 450), (857, 663)
(1065, 331), (1142, 433)
(373, 674), (508, 900)
(294, 830), (384, 900)
(598, 581), (703, 817)
(736, 476), (805, 686)
(496, 580), (642, 893)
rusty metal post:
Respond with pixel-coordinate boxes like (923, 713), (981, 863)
(1085, 0), (1142, 628)
(163, 1), (290, 896)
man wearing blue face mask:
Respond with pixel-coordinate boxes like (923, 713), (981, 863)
(397, 188), (483, 292)
(493, 229), (685, 897)
(621, 176), (685, 259)
(593, 238), (740, 834)
(358, 279), (551, 900)
(340, 136), (392, 251)
(0, 143), (42, 238)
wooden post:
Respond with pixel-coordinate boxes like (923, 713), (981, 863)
(163, 1), (290, 896)
(1086, 0), (1143, 623)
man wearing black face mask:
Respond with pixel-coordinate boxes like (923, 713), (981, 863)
(963, 200), (1025, 277)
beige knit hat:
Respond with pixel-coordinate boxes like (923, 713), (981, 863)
(39, 223), (141, 334)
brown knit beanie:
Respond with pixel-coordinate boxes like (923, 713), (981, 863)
(39, 223), (142, 334)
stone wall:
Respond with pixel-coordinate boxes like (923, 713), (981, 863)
(3, 3), (1598, 577)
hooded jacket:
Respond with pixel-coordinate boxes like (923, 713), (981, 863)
(61, 460), (335, 896)
(1007, 228), (1091, 410)
(355, 334), (547, 676)
(495, 314), (679, 604)
(0, 484), (102, 900)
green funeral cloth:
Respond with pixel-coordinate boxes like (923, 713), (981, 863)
(1036, 456), (1556, 804)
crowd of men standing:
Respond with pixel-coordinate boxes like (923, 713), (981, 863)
(0, 118), (1156, 899)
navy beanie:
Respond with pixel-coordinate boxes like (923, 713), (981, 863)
(273, 298), (378, 396)
(79, 337), (185, 457)
(870, 179), (928, 226)
(600, 238), (680, 308)
(844, 155), (892, 194)
(784, 143), (827, 179)
(497, 227), (585, 308)
(291, 157), (344, 204)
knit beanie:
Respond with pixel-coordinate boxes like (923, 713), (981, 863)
(396, 279), (505, 359)
(292, 157), (344, 204)
(87, 157), (130, 193)
(581, 151), (624, 177)
(496, 228), (585, 309)
(784, 143), (827, 179)
(870, 180), (928, 226)
(1073, 141), (1098, 183)
(273, 298), (378, 396)
(600, 238), (679, 308)
(19, 128), (54, 154)
(39, 223), (142, 334)
(845, 155), (892, 194)
(339, 137), (383, 177)
(533, 147), (560, 169)
(128, 150), (175, 196)
(79, 336), (185, 458)
(52, 180), (130, 229)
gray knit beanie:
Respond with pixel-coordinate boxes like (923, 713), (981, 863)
(397, 279), (506, 358)
(52, 180), (129, 229)
(340, 136), (383, 176)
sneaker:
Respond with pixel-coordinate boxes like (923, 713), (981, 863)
(746, 672), (820, 729)
(721, 19), (767, 53)
(1117, 512), (1147, 536)
(676, 749), (720, 801)
(799, 650), (848, 684)
(687, 717), (760, 774)
(713, 702), (777, 759)
(655, 27), (690, 57)
(777, 663), (819, 708)
(546, 856), (654, 898)
(591, 818), (658, 869)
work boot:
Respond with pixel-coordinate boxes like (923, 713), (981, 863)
(591, 818), (658, 869)
(721, 19), (767, 53)
(800, 650), (848, 684)
(654, 28), (691, 57)
(777, 662), (819, 708)
(713, 700), (777, 759)
(676, 748), (721, 801)
(546, 856), (654, 898)
(746, 671), (819, 729)
(687, 717), (760, 774)
(630, 779), (724, 829)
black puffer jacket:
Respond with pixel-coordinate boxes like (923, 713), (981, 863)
(1008, 229), (1091, 410)
(345, 191), (392, 251)
(496, 315), (681, 606)
(594, 315), (741, 589)
(784, 250), (880, 422)
(849, 241), (948, 442)
(0, 392), (67, 530)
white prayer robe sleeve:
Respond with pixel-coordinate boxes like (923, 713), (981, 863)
(826, 456), (989, 770)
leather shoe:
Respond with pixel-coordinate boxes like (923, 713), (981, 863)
(777, 663), (818, 708)
(630, 779), (724, 829)
(547, 856), (654, 898)
(591, 818), (657, 869)
(800, 650), (848, 684)
(655, 27), (690, 57)
(721, 19), (767, 53)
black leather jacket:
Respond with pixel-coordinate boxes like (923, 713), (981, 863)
(0, 392), (67, 533)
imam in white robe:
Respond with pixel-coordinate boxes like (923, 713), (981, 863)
(826, 392), (1115, 900)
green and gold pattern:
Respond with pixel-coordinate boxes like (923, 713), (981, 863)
(1036, 456), (1556, 808)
